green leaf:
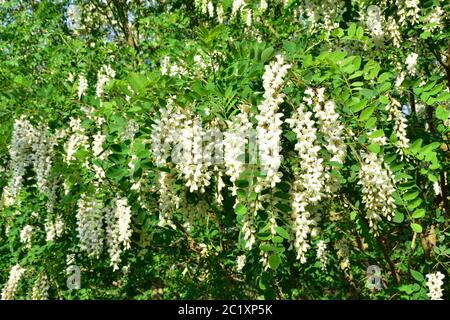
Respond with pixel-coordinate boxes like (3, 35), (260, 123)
(412, 209), (425, 219)
(411, 223), (423, 233)
(403, 190), (419, 201)
(348, 23), (357, 37)
(359, 106), (376, 121)
(268, 254), (281, 270)
(407, 198), (422, 211)
(235, 203), (247, 216)
(435, 106), (450, 121)
(364, 117), (377, 129)
(261, 47), (275, 64)
(410, 270), (425, 283)
(393, 212), (404, 224)
(129, 73), (148, 93)
(367, 143), (380, 153)
(369, 129), (384, 139)
(235, 180), (249, 188)
(274, 226), (289, 240)
(271, 236), (284, 243)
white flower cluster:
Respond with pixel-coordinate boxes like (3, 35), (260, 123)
(424, 6), (444, 31)
(316, 240), (328, 271)
(175, 117), (214, 193)
(19, 225), (33, 249)
(151, 99), (218, 193)
(223, 111), (253, 182)
(301, 0), (344, 34)
(44, 215), (64, 242)
(151, 99), (186, 167)
(76, 194), (104, 258)
(385, 17), (402, 48)
(30, 273), (49, 300)
(365, 5), (384, 44)
(65, 117), (89, 162)
(425, 271), (445, 300)
(286, 102), (324, 263)
(2, 118), (53, 206)
(156, 170), (182, 229)
(306, 88), (346, 193)
(160, 56), (188, 78)
(92, 131), (107, 159)
(1, 264), (26, 300)
(256, 54), (291, 189)
(239, 198), (259, 251)
(405, 52), (418, 76)
(105, 197), (133, 271)
(66, 4), (82, 33)
(96, 64), (115, 98)
(358, 152), (396, 234)
(398, 0), (421, 26)
(121, 119), (140, 141)
(386, 97), (409, 156)
(77, 74), (88, 99)
(236, 254), (246, 272)
(231, 0), (245, 18)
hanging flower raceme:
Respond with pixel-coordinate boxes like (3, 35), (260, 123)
(105, 197), (133, 271)
(2, 117), (53, 206)
(30, 273), (49, 300)
(358, 152), (396, 234)
(316, 240), (328, 271)
(77, 74), (88, 99)
(286, 102), (325, 263)
(65, 117), (89, 163)
(386, 97), (409, 157)
(256, 54), (290, 189)
(1, 264), (26, 300)
(19, 225), (33, 249)
(44, 215), (64, 242)
(96, 64), (116, 98)
(223, 110), (253, 183)
(425, 271), (445, 300)
(76, 194), (104, 258)
(306, 88), (346, 194)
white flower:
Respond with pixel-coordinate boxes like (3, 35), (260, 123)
(105, 197), (133, 270)
(19, 225), (33, 249)
(286, 102), (325, 262)
(386, 97), (409, 157)
(76, 194), (104, 258)
(424, 7), (443, 31)
(207, 1), (214, 17)
(316, 240), (328, 271)
(236, 255), (246, 272)
(216, 4), (225, 23)
(358, 152), (396, 234)
(92, 131), (106, 159)
(245, 9), (252, 27)
(1, 264), (26, 300)
(65, 117), (89, 162)
(45, 215), (64, 242)
(96, 65), (115, 98)
(30, 274), (49, 300)
(77, 74), (88, 99)
(231, 0), (244, 18)
(2, 118), (54, 206)
(259, 0), (268, 12)
(405, 53), (418, 76)
(426, 271), (445, 300)
(224, 111), (252, 182)
(257, 55), (291, 187)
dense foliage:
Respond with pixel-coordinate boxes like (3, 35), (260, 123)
(0, 0), (449, 300)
